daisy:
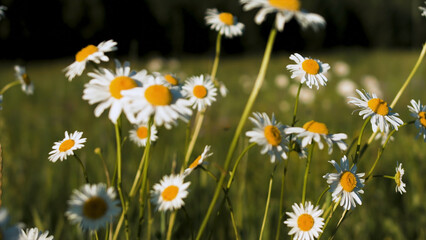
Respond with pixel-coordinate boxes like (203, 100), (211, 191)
(151, 174), (190, 211)
(153, 72), (181, 88)
(205, 9), (245, 38)
(14, 65), (34, 95)
(394, 162), (406, 194)
(286, 53), (330, 89)
(284, 120), (347, 154)
(218, 81), (229, 97)
(19, 228), (54, 240)
(121, 76), (192, 129)
(348, 89), (404, 133)
(420, 1), (426, 17)
(48, 131), (86, 162)
(66, 183), (121, 231)
(129, 121), (158, 147)
(245, 112), (289, 163)
(283, 201), (324, 240)
(64, 39), (117, 81)
(240, 0), (325, 31)
(183, 145), (213, 177)
(82, 60), (149, 124)
(323, 156), (365, 210)
(407, 99), (426, 141)
(0, 208), (21, 239)
(182, 75), (217, 111)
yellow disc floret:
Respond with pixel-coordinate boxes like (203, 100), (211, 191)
(302, 59), (320, 75)
(189, 155), (202, 169)
(137, 126), (148, 139)
(418, 112), (426, 127)
(83, 196), (108, 219)
(59, 139), (75, 152)
(75, 45), (98, 62)
(219, 12), (234, 25)
(162, 185), (179, 201)
(22, 73), (31, 85)
(193, 85), (208, 99)
(297, 213), (314, 231)
(145, 85), (173, 106)
(164, 74), (179, 86)
(368, 98), (389, 116)
(303, 120), (329, 135)
(264, 125), (282, 146)
(340, 171), (357, 192)
(269, 0), (300, 11)
(394, 170), (401, 187)
(109, 76), (137, 99)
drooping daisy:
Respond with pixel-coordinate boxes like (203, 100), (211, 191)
(284, 201), (324, 240)
(0, 6), (6, 20)
(205, 9), (245, 38)
(182, 75), (217, 111)
(121, 76), (192, 129)
(419, 1), (426, 17)
(129, 121), (158, 147)
(323, 156), (365, 210)
(286, 53), (330, 89)
(408, 99), (426, 141)
(394, 162), (406, 194)
(48, 131), (86, 162)
(64, 39), (117, 81)
(153, 72), (181, 88)
(246, 112), (289, 163)
(183, 145), (213, 177)
(14, 65), (34, 95)
(82, 60), (149, 124)
(0, 208), (21, 239)
(66, 183), (121, 231)
(19, 228), (54, 240)
(284, 120), (347, 154)
(348, 89), (404, 133)
(151, 174), (190, 211)
(240, 0), (325, 31)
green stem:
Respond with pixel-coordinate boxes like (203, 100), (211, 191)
(211, 33), (222, 86)
(315, 186), (330, 207)
(94, 148), (111, 187)
(226, 142), (256, 189)
(259, 165), (277, 240)
(318, 199), (340, 240)
(73, 154), (89, 183)
(302, 143), (315, 204)
(353, 117), (371, 164)
(182, 110), (205, 172)
(166, 211), (177, 240)
(292, 83), (303, 126)
(275, 157), (289, 240)
(0, 80), (20, 95)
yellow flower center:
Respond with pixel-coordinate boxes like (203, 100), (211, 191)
(367, 98), (389, 116)
(269, 0), (300, 11)
(144, 85), (173, 106)
(161, 185), (179, 201)
(22, 73), (31, 85)
(418, 112), (426, 127)
(137, 126), (148, 139)
(164, 74), (179, 86)
(264, 125), (282, 146)
(83, 196), (108, 220)
(297, 213), (314, 231)
(303, 120), (329, 134)
(340, 171), (357, 192)
(219, 12), (234, 25)
(109, 76), (137, 99)
(394, 170), (401, 187)
(193, 85), (208, 99)
(75, 45), (98, 62)
(302, 59), (320, 75)
(189, 155), (202, 169)
(59, 139), (75, 152)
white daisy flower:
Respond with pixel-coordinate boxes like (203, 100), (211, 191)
(394, 162), (406, 194)
(151, 174), (190, 211)
(121, 76), (193, 129)
(0, 6), (7, 20)
(205, 9), (245, 38)
(182, 75), (217, 111)
(240, 0), (325, 31)
(408, 99), (426, 141)
(14, 65), (34, 95)
(153, 72), (181, 88)
(183, 145), (213, 177)
(246, 112), (289, 163)
(129, 122), (158, 147)
(348, 89), (404, 133)
(283, 201), (324, 240)
(19, 228), (54, 240)
(286, 53), (330, 89)
(284, 120), (347, 154)
(323, 156), (365, 210)
(419, 1), (426, 17)
(48, 131), (86, 162)
(218, 81), (229, 97)
(64, 39), (117, 81)
(82, 60), (149, 124)
(0, 208), (21, 239)
(66, 183), (121, 231)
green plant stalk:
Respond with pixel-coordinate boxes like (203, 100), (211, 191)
(0, 80), (20, 95)
(73, 154), (89, 183)
(315, 186), (330, 207)
(275, 157), (289, 240)
(226, 142), (256, 189)
(318, 199), (340, 240)
(329, 210), (348, 240)
(259, 165), (276, 240)
(292, 83), (303, 126)
(195, 27), (277, 240)
(95, 148), (111, 187)
(166, 211), (177, 240)
(211, 33), (222, 86)
(353, 116), (371, 164)
(302, 143), (315, 204)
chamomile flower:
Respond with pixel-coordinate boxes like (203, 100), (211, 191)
(284, 201), (324, 240)
(14, 65), (34, 95)
(286, 53), (330, 89)
(152, 72), (181, 88)
(48, 131), (86, 162)
(394, 163), (406, 194)
(323, 156), (365, 210)
(205, 9), (245, 38)
(284, 120), (347, 154)
(182, 75), (217, 111)
(19, 228), (54, 240)
(348, 89), (404, 133)
(408, 99), (426, 141)
(183, 145), (213, 177)
(246, 112), (289, 163)
(129, 122), (158, 147)
(419, 1), (426, 17)
(82, 60), (149, 124)
(151, 174), (190, 211)
(0, 6), (6, 20)
(66, 183), (121, 231)
(240, 0), (325, 31)
(0, 208), (21, 239)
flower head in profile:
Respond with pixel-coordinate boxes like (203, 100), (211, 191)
(283, 201), (324, 240)
(240, 0), (325, 31)
(66, 183), (121, 231)
(183, 145), (213, 177)
(129, 122), (158, 147)
(394, 162), (406, 194)
(287, 53), (330, 89)
(14, 65), (34, 95)
(19, 228), (54, 240)
(0, 208), (21, 239)
(48, 131), (86, 162)
(408, 99), (426, 141)
(64, 40), (117, 81)
(153, 73), (181, 88)
(182, 75), (217, 111)
(246, 112), (289, 163)
(0, 6), (7, 20)
(205, 9), (245, 38)
(323, 156), (365, 210)
(419, 1), (426, 17)
(348, 89), (403, 133)
(218, 81), (229, 97)
(151, 174), (190, 212)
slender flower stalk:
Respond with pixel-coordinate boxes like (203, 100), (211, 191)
(226, 142), (256, 189)
(292, 83), (303, 126)
(301, 143), (315, 203)
(166, 211), (177, 240)
(353, 117), (371, 164)
(259, 165), (276, 240)
(275, 158), (289, 240)
(73, 154), (89, 183)
(0, 80), (20, 95)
